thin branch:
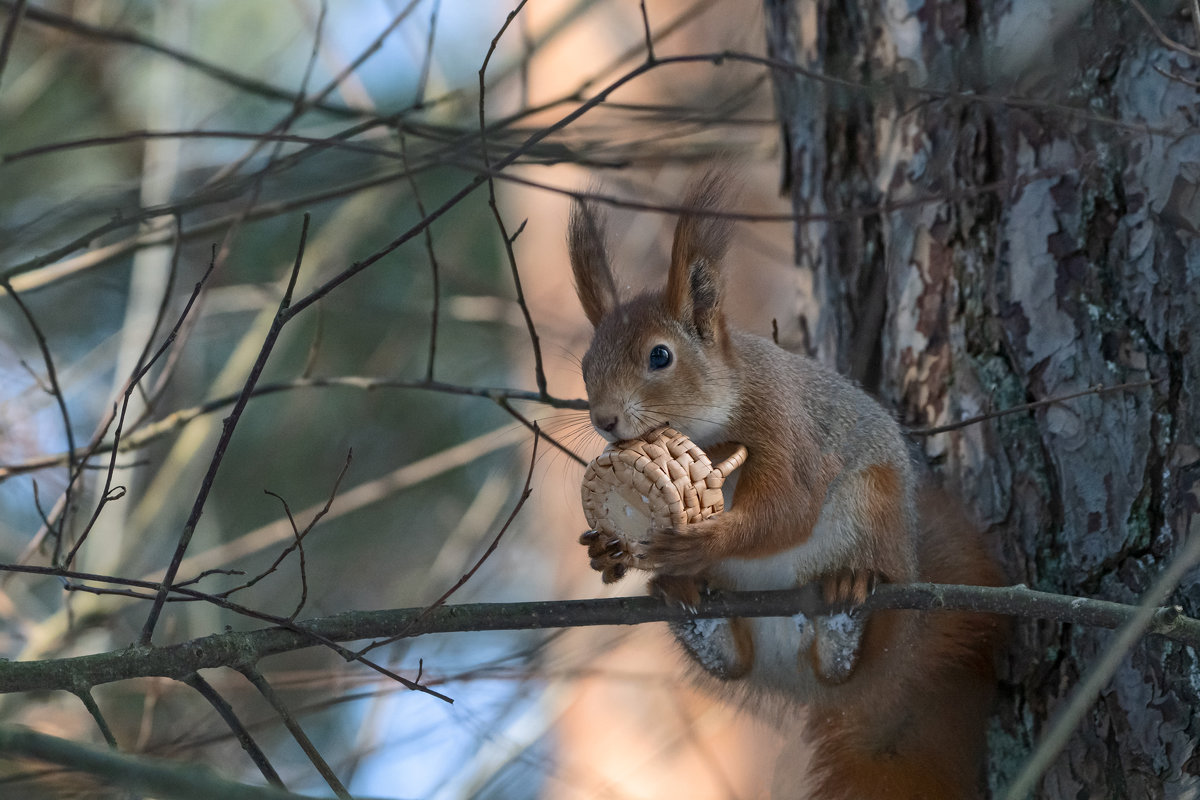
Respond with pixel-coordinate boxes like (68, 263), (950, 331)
(478, 0), (548, 397)
(360, 426), (540, 655)
(397, 131), (443, 382)
(139, 215), (312, 645)
(1002, 523), (1200, 800)
(905, 378), (1167, 436)
(481, 155), (1098, 224)
(128, 213), (185, 412)
(221, 451), (354, 621)
(201, 0), (395, 187)
(2, 277), (77, 560)
(0, 0), (27, 90)
(237, 666), (350, 800)
(262, 490), (310, 621)
(0, 725), (332, 800)
(0, 128), (406, 166)
(413, 0), (440, 108)
(7, 223), (204, 568)
(21, 422), (518, 590)
(277, 51), (763, 321)
(638, 0), (656, 64)
(63, 487), (128, 569)
(182, 672), (285, 789)
(63, 236), (212, 569)
(73, 688), (118, 749)
(1126, 0), (1200, 59)
(1152, 61), (1200, 88)
(2, 581), (1197, 696)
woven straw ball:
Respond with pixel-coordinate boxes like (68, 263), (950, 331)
(580, 427), (747, 562)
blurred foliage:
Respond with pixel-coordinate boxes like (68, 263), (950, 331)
(0, 0), (777, 796)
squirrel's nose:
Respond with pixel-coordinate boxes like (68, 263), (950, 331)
(592, 413), (619, 434)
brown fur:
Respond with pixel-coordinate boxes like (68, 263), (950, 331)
(570, 170), (1006, 800)
(802, 490), (1007, 799)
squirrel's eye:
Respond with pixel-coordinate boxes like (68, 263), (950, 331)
(648, 344), (673, 370)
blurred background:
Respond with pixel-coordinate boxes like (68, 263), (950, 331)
(0, 1), (797, 797)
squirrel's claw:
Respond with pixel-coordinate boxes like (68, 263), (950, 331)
(649, 573), (704, 609)
(821, 570), (880, 607)
(582, 529), (640, 581)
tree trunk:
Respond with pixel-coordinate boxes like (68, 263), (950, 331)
(764, 0), (1200, 796)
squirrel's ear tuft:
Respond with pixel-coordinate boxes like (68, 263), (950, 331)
(666, 168), (737, 339)
(568, 194), (618, 327)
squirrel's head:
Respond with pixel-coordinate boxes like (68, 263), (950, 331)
(569, 170), (738, 446)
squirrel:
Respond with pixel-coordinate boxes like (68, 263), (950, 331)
(569, 170), (1006, 800)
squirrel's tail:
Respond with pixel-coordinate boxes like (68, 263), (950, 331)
(802, 489), (1007, 800)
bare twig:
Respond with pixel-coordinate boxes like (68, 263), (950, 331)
(63, 240), (214, 569)
(128, 213), (185, 413)
(360, 425), (541, 655)
(263, 490), (310, 621)
(221, 451), (354, 623)
(1152, 61), (1200, 88)
(1126, 0), (1200, 59)
(207, 0), (419, 188)
(638, 0), (656, 63)
(73, 688), (118, 749)
(0, 0), (27, 90)
(397, 131), (443, 382)
(182, 672), (285, 789)
(2, 277), (78, 561)
(905, 378), (1167, 437)
(1, 250), (212, 576)
(413, 0), (440, 108)
(0, 128), (405, 166)
(237, 666), (350, 800)
(478, 0), (549, 397)
(139, 215), (312, 645)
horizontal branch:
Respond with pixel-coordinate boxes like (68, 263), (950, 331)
(1, 583), (1195, 695)
(0, 725), (354, 800)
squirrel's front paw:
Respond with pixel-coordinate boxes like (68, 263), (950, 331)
(648, 573), (704, 609)
(578, 529), (642, 583)
(806, 570), (877, 685)
(644, 520), (716, 574)
(821, 569), (880, 607)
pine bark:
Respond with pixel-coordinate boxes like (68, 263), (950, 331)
(764, 0), (1200, 796)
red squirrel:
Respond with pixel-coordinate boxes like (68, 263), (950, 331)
(570, 171), (1006, 799)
